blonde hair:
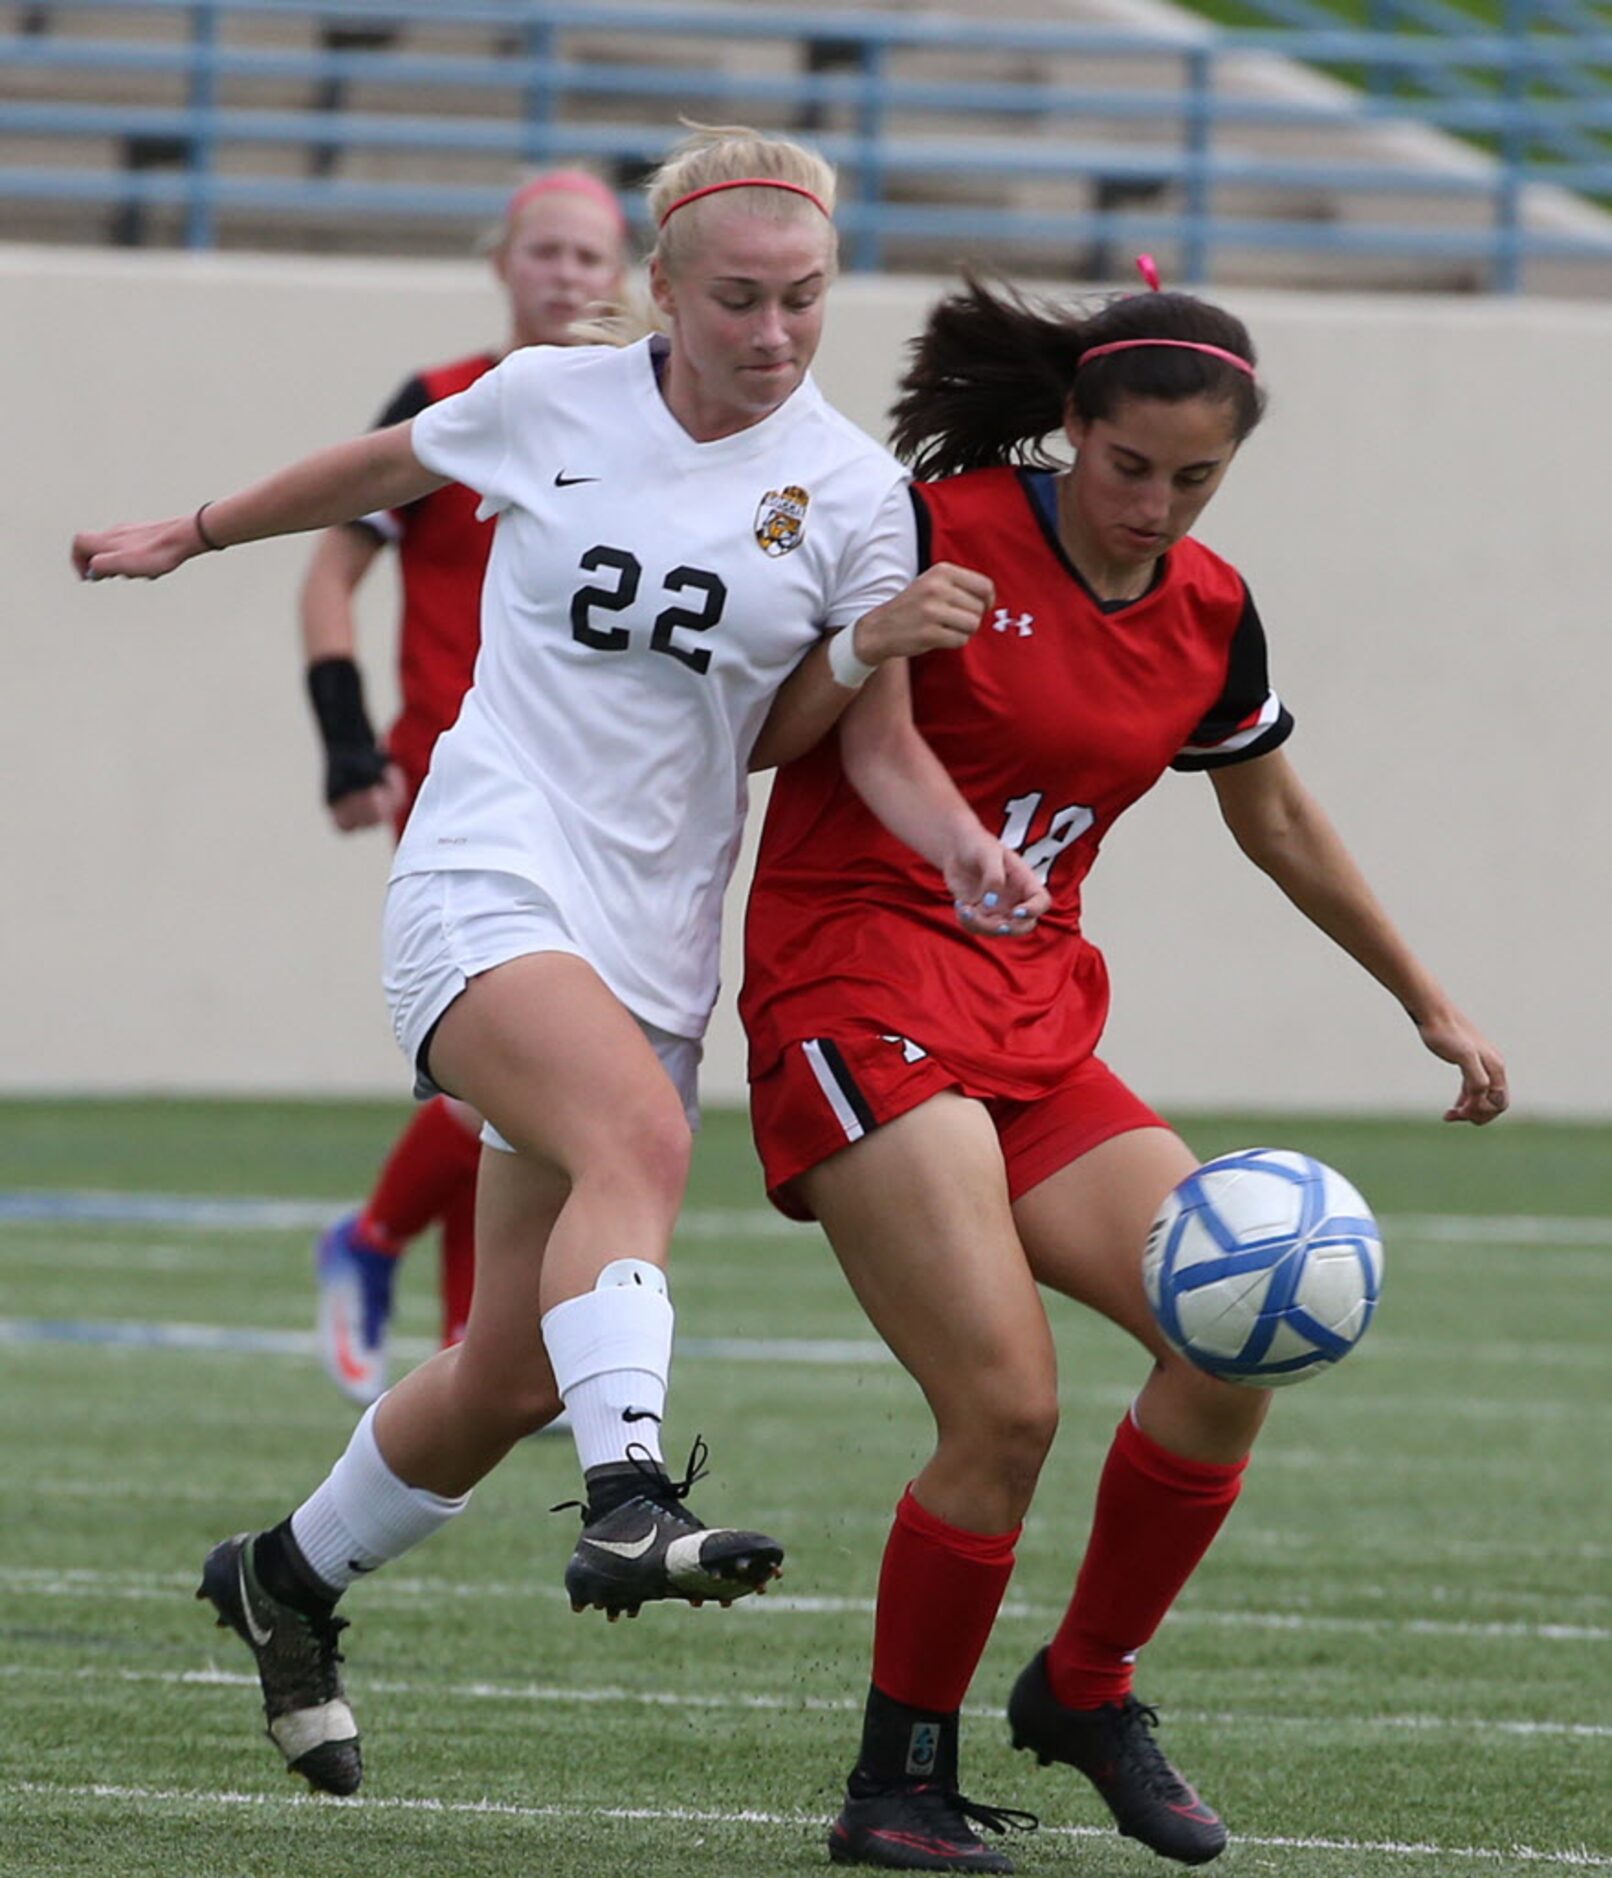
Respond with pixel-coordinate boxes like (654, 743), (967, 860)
(647, 123), (838, 276)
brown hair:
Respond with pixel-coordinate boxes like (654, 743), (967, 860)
(890, 273), (1265, 481)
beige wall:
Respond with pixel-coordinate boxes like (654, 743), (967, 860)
(6, 246), (1602, 1115)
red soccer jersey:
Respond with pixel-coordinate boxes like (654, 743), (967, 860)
(360, 353), (498, 791)
(741, 465), (1293, 1099)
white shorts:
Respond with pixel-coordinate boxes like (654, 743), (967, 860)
(382, 868), (702, 1149)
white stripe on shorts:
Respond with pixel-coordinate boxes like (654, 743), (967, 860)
(802, 1039), (866, 1145)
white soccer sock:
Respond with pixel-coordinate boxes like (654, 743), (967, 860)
(541, 1259), (674, 1476)
(290, 1401), (470, 1594)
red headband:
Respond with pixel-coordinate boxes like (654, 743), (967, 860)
(1077, 337), (1256, 376)
(658, 177), (830, 228)
(505, 170), (628, 234)
(1079, 252), (1256, 376)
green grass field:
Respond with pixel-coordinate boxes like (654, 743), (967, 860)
(1, 1099), (1609, 1878)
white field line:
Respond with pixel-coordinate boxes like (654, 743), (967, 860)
(1, 1190), (1610, 1245)
(5, 1477), (1609, 1579)
(7, 1231), (1612, 1289)
(0, 1317), (893, 1367)
(1, 1565), (1607, 1643)
(0, 1193), (813, 1237)
(7, 1661), (1612, 1745)
(3, 1310), (1610, 1386)
(7, 1780), (1612, 1867)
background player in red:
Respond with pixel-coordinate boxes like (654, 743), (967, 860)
(303, 169), (630, 1404)
(741, 274), (1509, 1871)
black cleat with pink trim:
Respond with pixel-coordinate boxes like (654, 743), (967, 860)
(830, 1688), (1037, 1872)
(1007, 1649), (1227, 1864)
(830, 1777), (1035, 1872)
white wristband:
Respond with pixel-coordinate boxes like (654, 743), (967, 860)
(826, 624), (878, 690)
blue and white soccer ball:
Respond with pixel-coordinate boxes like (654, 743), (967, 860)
(1142, 1149), (1384, 1388)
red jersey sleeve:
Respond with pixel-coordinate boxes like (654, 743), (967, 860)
(1170, 583), (1294, 770)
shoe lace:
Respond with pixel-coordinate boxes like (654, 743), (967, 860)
(1114, 1700), (1190, 1801)
(912, 1785), (1039, 1840)
(549, 1436), (711, 1521)
(287, 1607), (348, 1699)
(649, 1434), (710, 1503)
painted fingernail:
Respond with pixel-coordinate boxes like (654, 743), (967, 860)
(1012, 905), (1030, 917)
(983, 892), (999, 909)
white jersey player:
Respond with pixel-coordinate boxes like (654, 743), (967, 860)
(391, 332), (915, 1044)
(73, 126), (1030, 1799)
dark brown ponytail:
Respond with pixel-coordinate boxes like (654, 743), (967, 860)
(890, 274), (1265, 481)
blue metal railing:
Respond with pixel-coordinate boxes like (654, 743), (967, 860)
(4, 0), (1612, 290)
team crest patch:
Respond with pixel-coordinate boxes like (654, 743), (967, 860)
(754, 484), (809, 557)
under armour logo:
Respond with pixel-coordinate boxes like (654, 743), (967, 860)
(991, 608), (1035, 637)
(879, 1033), (928, 1064)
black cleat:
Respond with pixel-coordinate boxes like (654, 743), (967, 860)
(559, 1439), (783, 1618)
(829, 1777), (1036, 1872)
(1007, 1649), (1226, 1865)
(196, 1533), (362, 1795)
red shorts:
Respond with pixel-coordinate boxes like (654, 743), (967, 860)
(751, 1027), (1168, 1221)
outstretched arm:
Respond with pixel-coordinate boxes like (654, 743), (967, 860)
(300, 525), (407, 834)
(1210, 747), (1508, 1124)
(838, 658), (1049, 936)
(72, 422), (446, 582)
(749, 563), (995, 774)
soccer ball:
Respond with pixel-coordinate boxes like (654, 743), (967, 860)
(1142, 1149), (1383, 1387)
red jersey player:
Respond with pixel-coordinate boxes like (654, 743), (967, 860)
(741, 272), (1509, 1871)
(302, 170), (630, 1403)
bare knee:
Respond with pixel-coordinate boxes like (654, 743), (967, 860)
(1139, 1352), (1273, 1462)
(940, 1378), (1060, 1510)
(582, 1105), (693, 1214)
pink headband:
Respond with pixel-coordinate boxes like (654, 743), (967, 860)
(658, 177), (830, 228)
(1078, 251), (1256, 376)
(505, 170), (628, 234)
(1077, 337), (1257, 377)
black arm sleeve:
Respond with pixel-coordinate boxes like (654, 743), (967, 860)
(306, 657), (389, 804)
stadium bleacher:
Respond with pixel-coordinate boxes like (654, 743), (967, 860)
(3, 0), (1611, 291)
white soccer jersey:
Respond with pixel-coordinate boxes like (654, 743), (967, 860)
(392, 336), (915, 1039)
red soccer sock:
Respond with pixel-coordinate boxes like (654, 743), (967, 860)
(1046, 1413), (1247, 1710)
(358, 1096), (481, 1255)
(871, 1487), (1020, 1715)
(439, 1178), (477, 1348)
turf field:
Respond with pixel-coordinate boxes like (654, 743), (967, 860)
(1, 1098), (1608, 1878)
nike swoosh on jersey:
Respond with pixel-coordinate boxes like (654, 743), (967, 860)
(582, 1529), (658, 1560)
(553, 471), (599, 486)
(238, 1555), (274, 1648)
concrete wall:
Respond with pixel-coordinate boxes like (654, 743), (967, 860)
(6, 245), (1603, 1115)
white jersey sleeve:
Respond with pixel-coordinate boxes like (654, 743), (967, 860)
(822, 479), (918, 632)
(409, 360), (520, 518)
